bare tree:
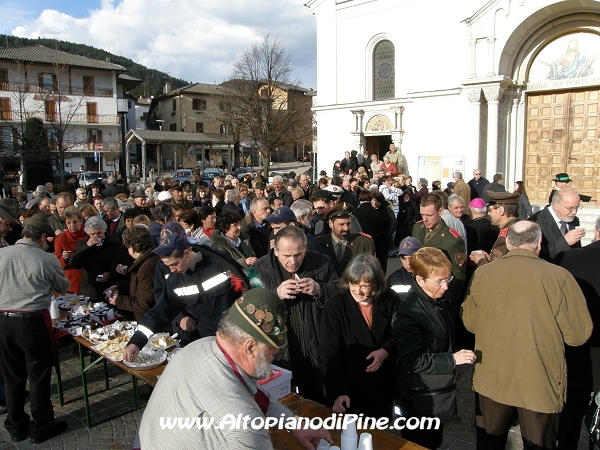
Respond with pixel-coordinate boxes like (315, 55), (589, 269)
(222, 35), (307, 176)
(40, 56), (92, 184)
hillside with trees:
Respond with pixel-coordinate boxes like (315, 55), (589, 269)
(0, 34), (190, 98)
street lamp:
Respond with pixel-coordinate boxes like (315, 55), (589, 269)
(117, 98), (128, 185)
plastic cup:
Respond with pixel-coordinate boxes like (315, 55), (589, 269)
(357, 433), (373, 450)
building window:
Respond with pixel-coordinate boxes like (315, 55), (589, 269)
(87, 129), (102, 150)
(0, 98), (11, 120)
(373, 40), (395, 100)
(172, 99), (177, 112)
(38, 73), (57, 94)
(193, 99), (207, 110)
(196, 122), (204, 133)
(170, 123), (177, 132)
(220, 124), (228, 135)
(83, 76), (95, 96)
(86, 102), (98, 123)
(1, 127), (13, 151)
(0, 70), (8, 90)
(45, 101), (57, 122)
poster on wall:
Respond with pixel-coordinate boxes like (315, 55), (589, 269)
(417, 156), (464, 187)
(527, 32), (600, 91)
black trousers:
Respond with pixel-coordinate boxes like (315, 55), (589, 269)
(0, 314), (55, 440)
(477, 393), (559, 450)
(557, 387), (592, 450)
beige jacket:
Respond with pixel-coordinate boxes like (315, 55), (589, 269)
(461, 249), (592, 413)
(453, 178), (471, 207)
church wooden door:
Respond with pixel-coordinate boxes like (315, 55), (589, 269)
(524, 88), (600, 202)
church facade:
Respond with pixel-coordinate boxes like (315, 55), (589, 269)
(306, 0), (600, 202)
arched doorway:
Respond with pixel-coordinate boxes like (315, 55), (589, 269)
(364, 114), (393, 160)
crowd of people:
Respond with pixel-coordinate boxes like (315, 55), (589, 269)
(0, 156), (597, 449)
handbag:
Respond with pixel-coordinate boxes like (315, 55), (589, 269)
(406, 371), (457, 422)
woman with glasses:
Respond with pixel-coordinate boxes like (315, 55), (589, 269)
(318, 254), (399, 419)
(393, 247), (475, 449)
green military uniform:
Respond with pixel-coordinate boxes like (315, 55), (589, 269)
(413, 220), (466, 301)
(488, 217), (520, 262)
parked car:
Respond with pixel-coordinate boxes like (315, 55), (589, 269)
(234, 168), (251, 180)
(298, 153), (311, 162)
(52, 170), (71, 185)
(172, 169), (194, 184)
(77, 171), (107, 188)
(201, 168), (225, 184)
(268, 171), (291, 184)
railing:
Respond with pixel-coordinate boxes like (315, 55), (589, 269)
(26, 111), (120, 124)
(0, 82), (113, 97)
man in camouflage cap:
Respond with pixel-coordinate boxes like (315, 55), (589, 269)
(139, 288), (332, 449)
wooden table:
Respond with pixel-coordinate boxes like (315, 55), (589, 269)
(73, 335), (167, 427)
(272, 394), (426, 450)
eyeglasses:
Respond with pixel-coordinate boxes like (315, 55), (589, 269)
(557, 202), (581, 213)
(425, 275), (454, 287)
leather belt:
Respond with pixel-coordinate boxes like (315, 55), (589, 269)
(1, 312), (43, 319)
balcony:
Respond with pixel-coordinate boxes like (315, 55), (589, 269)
(0, 82), (113, 97)
(26, 111), (120, 124)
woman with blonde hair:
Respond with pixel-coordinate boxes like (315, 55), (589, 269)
(393, 247), (475, 449)
(79, 203), (98, 222)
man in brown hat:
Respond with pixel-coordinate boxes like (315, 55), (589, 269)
(138, 288), (332, 449)
(470, 191), (520, 265)
(319, 202), (375, 275)
(0, 212), (70, 444)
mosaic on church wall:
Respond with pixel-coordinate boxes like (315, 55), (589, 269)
(529, 32), (600, 86)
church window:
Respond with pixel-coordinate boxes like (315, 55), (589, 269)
(373, 40), (395, 100)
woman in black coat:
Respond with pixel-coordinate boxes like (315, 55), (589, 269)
(393, 247), (475, 449)
(319, 254), (398, 419)
(395, 190), (419, 246)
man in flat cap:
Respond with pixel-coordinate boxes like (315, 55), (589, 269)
(0, 212), (70, 444)
(413, 193), (466, 303)
(530, 187), (585, 264)
(311, 190), (362, 238)
(133, 189), (151, 218)
(318, 202), (375, 275)
(138, 288), (332, 449)
(548, 172), (597, 205)
(171, 185), (193, 210)
(470, 191), (520, 266)
(124, 232), (235, 357)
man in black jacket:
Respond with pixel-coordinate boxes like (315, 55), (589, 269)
(467, 169), (489, 200)
(240, 197), (270, 258)
(558, 220), (600, 450)
(254, 225), (339, 402)
(124, 233), (235, 360)
(529, 188), (585, 263)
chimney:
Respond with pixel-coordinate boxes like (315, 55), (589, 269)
(105, 57), (110, 63)
(164, 82), (171, 94)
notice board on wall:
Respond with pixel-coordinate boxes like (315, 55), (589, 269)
(417, 156), (464, 186)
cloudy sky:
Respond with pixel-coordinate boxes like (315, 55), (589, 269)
(0, 0), (317, 88)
